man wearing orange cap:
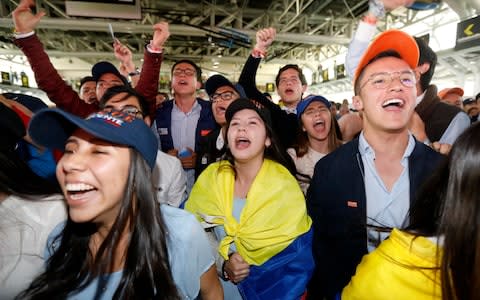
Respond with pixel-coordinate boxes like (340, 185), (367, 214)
(306, 30), (443, 299)
(346, 0), (470, 148)
(438, 87), (464, 108)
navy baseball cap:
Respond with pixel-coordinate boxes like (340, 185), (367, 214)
(29, 109), (158, 169)
(91, 61), (128, 84)
(205, 74), (247, 98)
(296, 94), (331, 119)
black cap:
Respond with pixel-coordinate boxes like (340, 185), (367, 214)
(225, 98), (272, 128)
(91, 61), (128, 84)
(205, 74), (247, 98)
(463, 97), (477, 105)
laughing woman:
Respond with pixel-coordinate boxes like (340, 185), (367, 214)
(20, 109), (222, 299)
(287, 95), (343, 194)
(185, 98), (314, 300)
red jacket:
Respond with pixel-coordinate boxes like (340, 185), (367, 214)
(14, 34), (162, 118)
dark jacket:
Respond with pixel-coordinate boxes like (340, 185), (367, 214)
(306, 137), (443, 299)
(195, 127), (225, 178)
(155, 98), (217, 153)
(416, 85), (464, 142)
(238, 55), (298, 149)
(14, 34), (162, 118)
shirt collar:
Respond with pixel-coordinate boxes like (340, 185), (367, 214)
(416, 90), (426, 107)
(359, 131), (416, 161)
(172, 99), (200, 115)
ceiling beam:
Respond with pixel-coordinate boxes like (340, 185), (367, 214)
(0, 17), (351, 45)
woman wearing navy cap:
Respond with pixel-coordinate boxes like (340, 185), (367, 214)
(288, 94), (343, 194)
(20, 109), (222, 299)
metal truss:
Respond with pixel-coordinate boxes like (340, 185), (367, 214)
(1, 0), (477, 95)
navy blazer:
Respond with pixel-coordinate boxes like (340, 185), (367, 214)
(306, 137), (444, 299)
(155, 98), (217, 153)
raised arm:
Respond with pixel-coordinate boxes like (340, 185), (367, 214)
(114, 40), (141, 87)
(238, 28), (276, 108)
(135, 22), (170, 119)
(345, 0), (416, 78)
(238, 28), (298, 148)
(12, 0), (96, 117)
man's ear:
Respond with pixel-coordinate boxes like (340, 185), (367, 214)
(196, 81), (202, 90)
(416, 62), (430, 75)
(352, 95), (363, 111)
(301, 84), (307, 93)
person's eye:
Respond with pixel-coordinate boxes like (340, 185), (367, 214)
(64, 144), (76, 154)
(372, 77), (386, 85)
(92, 148), (108, 155)
(230, 121), (239, 126)
(400, 75), (414, 84)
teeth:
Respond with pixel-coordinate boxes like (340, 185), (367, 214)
(314, 120), (325, 125)
(382, 99), (404, 107)
(66, 183), (95, 192)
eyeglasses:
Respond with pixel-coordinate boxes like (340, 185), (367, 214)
(211, 91), (237, 103)
(172, 68), (196, 77)
(360, 71), (416, 90)
(103, 106), (144, 119)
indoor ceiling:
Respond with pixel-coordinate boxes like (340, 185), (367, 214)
(0, 0), (478, 96)
(0, 0), (378, 82)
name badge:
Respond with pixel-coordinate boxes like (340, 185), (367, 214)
(158, 127), (168, 135)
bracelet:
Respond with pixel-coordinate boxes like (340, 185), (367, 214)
(128, 70), (140, 76)
(222, 260), (229, 280)
(147, 40), (163, 53)
(363, 14), (378, 25)
(252, 47), (267, 59)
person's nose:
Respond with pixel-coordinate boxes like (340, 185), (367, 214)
(60, 152), (87, 173)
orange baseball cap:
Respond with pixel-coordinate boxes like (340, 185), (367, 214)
(353, 29), (419, 86)
(438, 87), (464, 99)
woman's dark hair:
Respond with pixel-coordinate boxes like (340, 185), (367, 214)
(223, 108), (296, 176)
(292, 108), (342, 159)
(437, 122), (480, 300)
(19, 150), (180, 299)
(0, 150), (60, 196)
(414, 37), (437, 93)
(406, 159), (449, 237)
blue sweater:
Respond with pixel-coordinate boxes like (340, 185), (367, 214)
(306, 137), (444, 299)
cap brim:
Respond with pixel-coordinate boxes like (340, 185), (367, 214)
(438, 87), (464, 99)
(354, 30), (419, 85)
(29, 109), (131, 150)
(91, 61), (127, 83)
(205, 74), (236, 96)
